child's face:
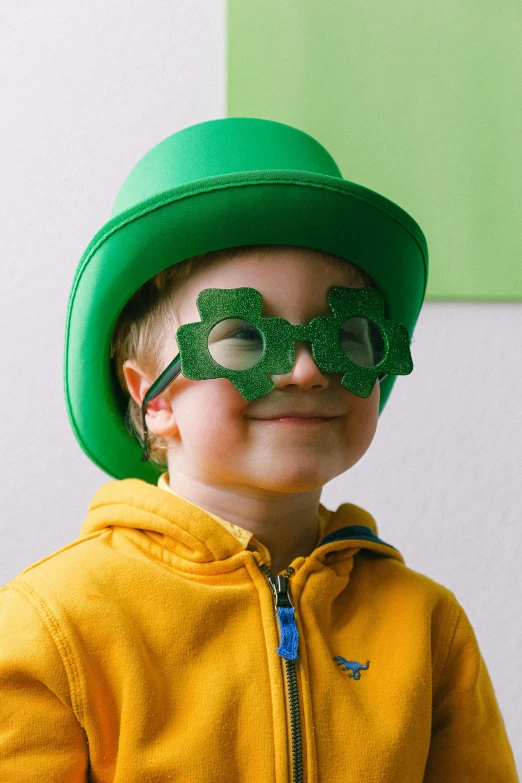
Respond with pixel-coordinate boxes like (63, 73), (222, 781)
(125, 246), (380, 492)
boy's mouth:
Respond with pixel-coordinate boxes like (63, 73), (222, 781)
(249, 408), (340, 421)
(255, 416), (336, 425)
(250, 411), (339, 423)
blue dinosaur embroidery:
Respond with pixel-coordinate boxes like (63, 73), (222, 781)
(333, 656), (370, 680)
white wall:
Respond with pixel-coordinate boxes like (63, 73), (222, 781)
(1, 0), (520, 767)
(0, 0), (227, 569)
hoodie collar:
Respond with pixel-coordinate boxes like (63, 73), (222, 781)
(157, 471), (329, 552)
(79, 478), (404, 567)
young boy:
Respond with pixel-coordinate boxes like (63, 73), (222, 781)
(0, 118), (518, 782)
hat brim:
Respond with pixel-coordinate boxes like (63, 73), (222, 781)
(64, 169), (428, 483)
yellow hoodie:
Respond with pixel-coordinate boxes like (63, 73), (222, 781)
(0, 475), (518, 782)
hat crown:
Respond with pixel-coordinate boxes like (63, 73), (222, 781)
(111, 117), (343, 218)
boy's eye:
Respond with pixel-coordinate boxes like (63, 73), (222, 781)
(228, 327), (261, 341)
(338, 317), (385, 368)
(207, 318), (265, 370)
(208, 318), (263, 343)
(340, 329), (363, 342)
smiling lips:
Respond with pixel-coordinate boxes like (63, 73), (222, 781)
(252, 410), (338, 420)
(252, 413), (338, 423)
(263, 417), (334, 425)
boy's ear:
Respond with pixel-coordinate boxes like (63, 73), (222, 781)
(122, 359), (151, 408)
(122, 360), (179, 437)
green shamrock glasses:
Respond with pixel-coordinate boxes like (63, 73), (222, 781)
(138, 285), (413, 461)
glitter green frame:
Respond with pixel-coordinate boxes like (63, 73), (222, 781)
(176, 285), (413, 401)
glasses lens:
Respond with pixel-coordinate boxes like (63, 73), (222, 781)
(207, 318), (264, 370)
(339, 317), (385, 368)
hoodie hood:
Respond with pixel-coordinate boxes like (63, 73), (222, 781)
(79, 478), (404, 570)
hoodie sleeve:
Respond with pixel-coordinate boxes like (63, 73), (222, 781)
(424, 600), (519, 782)
(0, 585), (89, 781)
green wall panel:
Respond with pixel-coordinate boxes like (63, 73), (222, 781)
(228, 0), (522, 300)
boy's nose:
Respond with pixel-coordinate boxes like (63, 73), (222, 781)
(271, 340), (328, 388)
(291, 340), (323, 370)
(293, 340), (316, 361)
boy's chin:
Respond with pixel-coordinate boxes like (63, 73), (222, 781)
(245, 466), (342, 494)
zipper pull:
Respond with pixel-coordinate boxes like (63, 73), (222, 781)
(268, 573), (299, 661)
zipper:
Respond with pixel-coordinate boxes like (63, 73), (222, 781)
(259, 562), (303, 783)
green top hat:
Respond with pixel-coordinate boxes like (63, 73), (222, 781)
(63, 117), (429, 484)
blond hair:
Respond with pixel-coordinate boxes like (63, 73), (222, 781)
(111, 245), (376, 466)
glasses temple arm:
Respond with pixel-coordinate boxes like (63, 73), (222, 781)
(140, 354), (182, 462)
